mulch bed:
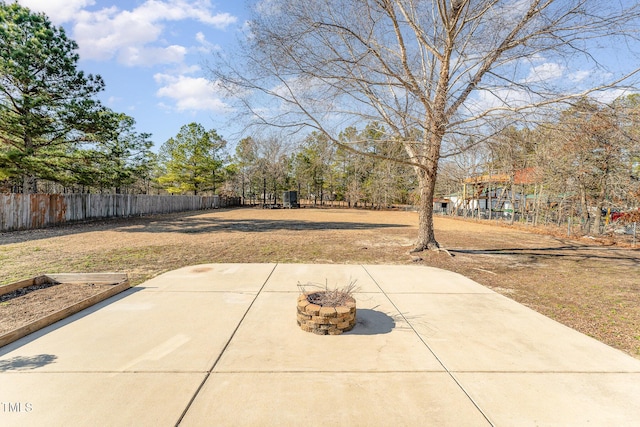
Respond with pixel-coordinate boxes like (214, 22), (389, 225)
(0, 283), (114, 336)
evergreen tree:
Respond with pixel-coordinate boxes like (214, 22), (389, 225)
(156, 123), (226, 195)
(0, 2), (107, 193)
(91, 113), (155, 193)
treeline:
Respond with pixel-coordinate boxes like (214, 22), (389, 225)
(157, 95), (639, 232)
(226, 124), (416, 208)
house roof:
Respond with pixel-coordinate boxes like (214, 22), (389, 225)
(463, 168), (536, 185)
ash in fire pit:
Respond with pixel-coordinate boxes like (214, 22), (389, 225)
(305, 290), (352, 307)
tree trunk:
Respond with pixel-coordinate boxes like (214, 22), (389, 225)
(22, 174), (37, 194)
(413, 166), (440, 252)
(593, 204), (603, 235)
(22, 136), (37, 194)
(241, 174), (245, 205)
(579, 185), (590, 234)
(593, 175), (608, 235)
(533, 184), (541, 226)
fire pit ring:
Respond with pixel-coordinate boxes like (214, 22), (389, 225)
(296, 292), (356, 335)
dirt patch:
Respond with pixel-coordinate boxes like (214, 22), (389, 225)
(0, 283), (115, 335)
(0, 207), (638, 357)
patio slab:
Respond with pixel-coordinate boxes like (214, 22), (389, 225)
(0, 372), (204, 427)
(1, 263), (639, 426)
(1, 288), (257, 372)
(213, 291), (444, 372)
(457, 372), (640, 426)
(364, 264), (494, 293)
(180, 372), (491, 426)
(263, 263), (381, 292)
(141, 263), (277, 293)
(386, 292), (640, 372)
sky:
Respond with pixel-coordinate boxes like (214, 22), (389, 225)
(17, 0), (249, 149)
(12, 0), (640, 152)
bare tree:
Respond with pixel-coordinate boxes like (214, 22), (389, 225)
(611, 95), (640, 212)
(214, 0), (640, 251)
(543, 98), (639, 234)
(293, 131), (336, 205)
(254, 135), (293, 205)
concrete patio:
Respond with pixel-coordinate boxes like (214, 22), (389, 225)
(1, 263), (639, 426)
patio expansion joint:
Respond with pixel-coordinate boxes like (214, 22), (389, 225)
(362, 264), (496, 427)
(173, 262), (279, 427)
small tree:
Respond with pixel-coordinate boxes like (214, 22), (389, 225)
(293, 131), (335, 205)
(253, 136), (292, 204)
(234, 136), (259, 203)
(156, 123), (226, 195)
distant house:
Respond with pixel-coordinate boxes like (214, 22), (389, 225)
(460, 168), (537, 215)
(463, 168), (536, 187)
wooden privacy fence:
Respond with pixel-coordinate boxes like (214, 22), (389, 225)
(0, 194), (240, 232)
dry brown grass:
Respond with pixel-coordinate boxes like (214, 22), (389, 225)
(1, 206), (638, 358)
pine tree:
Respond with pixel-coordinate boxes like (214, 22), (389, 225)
(0, 2), (106, 193)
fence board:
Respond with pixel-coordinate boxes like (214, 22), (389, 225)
(0, 194), (240, 232)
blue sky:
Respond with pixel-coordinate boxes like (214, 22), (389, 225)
(17, 0), (249, 149)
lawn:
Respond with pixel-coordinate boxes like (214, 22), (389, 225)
(1, 206), (638, 357)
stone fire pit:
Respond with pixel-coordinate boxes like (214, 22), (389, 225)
(296, 291), (356, 335)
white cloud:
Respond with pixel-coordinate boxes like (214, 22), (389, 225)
(167, 64), (203, 75)
(271, 76), (323, 101)
(119, 45), (187, 67)
(154, 73), (231, 112)
(569, 70), (591, 83)
(592, 88), (630, 104)
(128, 0), (236, 29)
(73, 6), (163, 62)
(21, 1), (238, 67)
(17, 0), (94, 24)
(464, 86), (535, 117)
(254, 0), (283, 16)
(494, 0), (531, 20)
(195, 32), (220, 53)
(523, 62), (565, 84)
